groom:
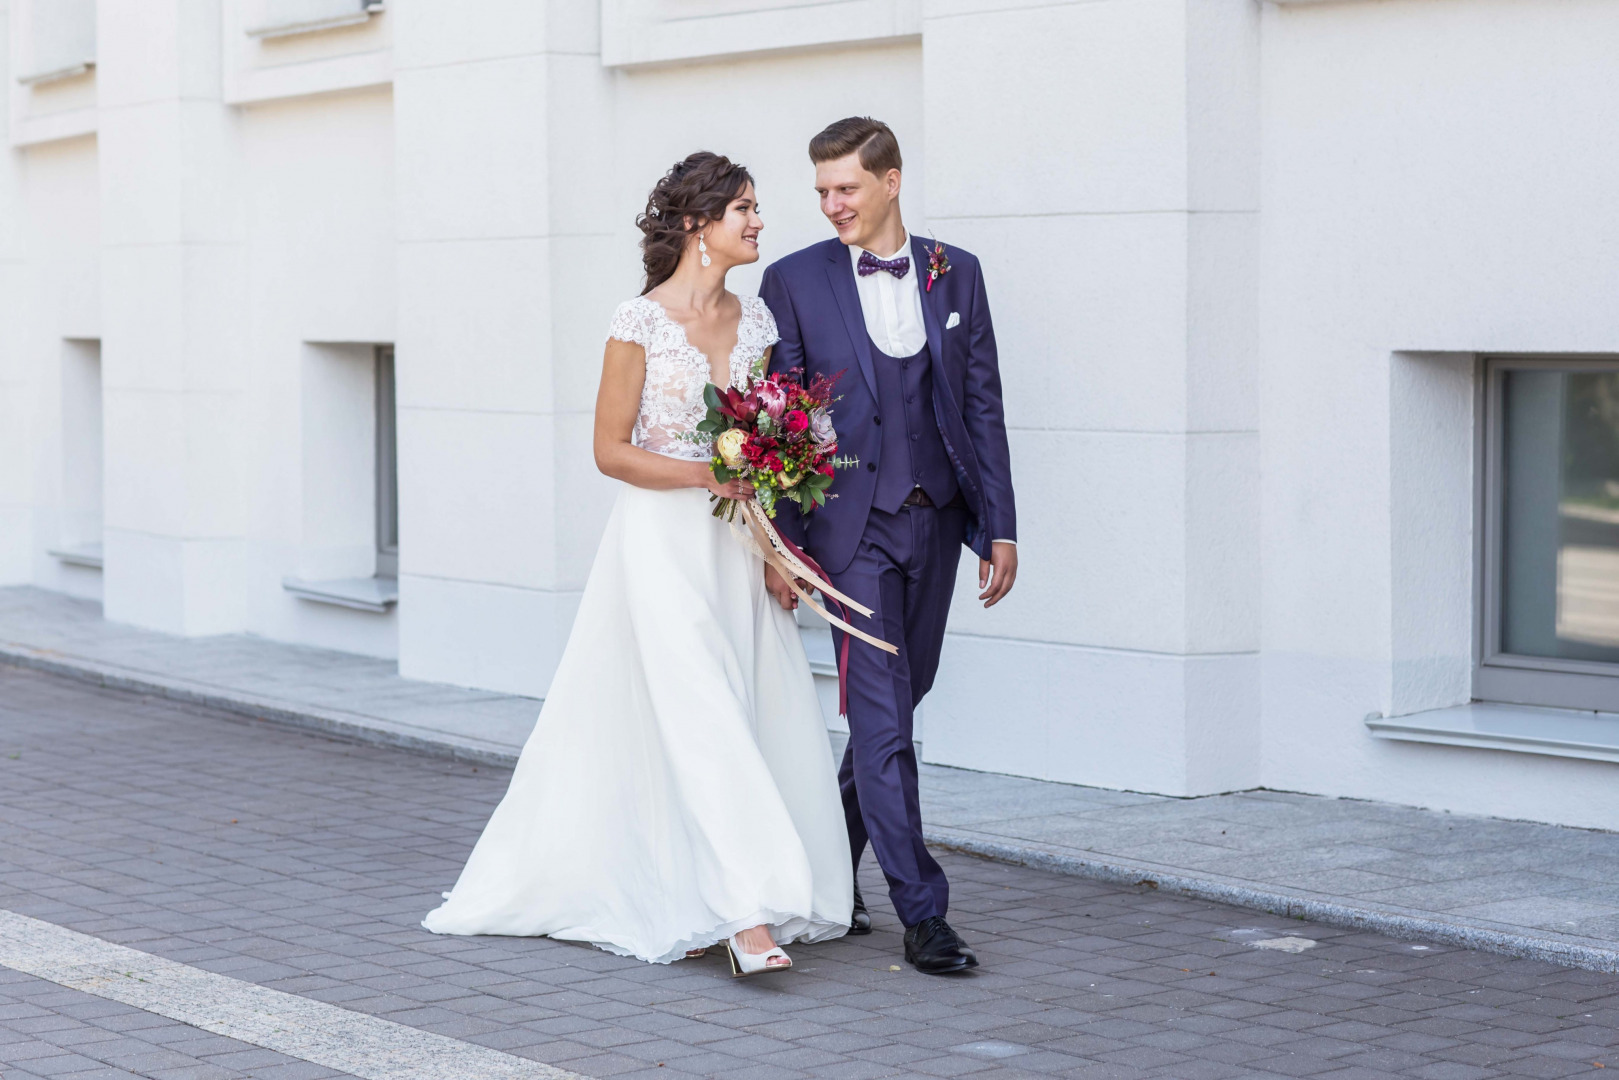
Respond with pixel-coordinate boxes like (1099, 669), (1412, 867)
(760, 117), (1018, 974)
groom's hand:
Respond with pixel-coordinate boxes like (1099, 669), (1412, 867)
(978, 541), (1018, 608)
(765, 566), (801, 611)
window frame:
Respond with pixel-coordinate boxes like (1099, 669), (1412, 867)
(1475, 354), (1619, 712)
(375, 344), (398, 580)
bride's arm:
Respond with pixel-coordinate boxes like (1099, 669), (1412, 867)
(593, 337), (749, 497)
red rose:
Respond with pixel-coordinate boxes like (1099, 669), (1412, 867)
(765, 454), (784, 473)
(820, 464), (834, 476)
(784, 409), (809, 434)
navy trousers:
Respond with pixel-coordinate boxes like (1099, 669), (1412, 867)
(829, 501), (968, 927)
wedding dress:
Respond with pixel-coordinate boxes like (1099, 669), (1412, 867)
(422, 294), (853, 963)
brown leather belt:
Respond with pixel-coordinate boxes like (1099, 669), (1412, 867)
(901, 487), (934, 508)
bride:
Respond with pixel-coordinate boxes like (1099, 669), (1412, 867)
(423, 152), (853, 974)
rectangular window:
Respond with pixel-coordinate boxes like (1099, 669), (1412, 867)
(1478, 357), (1619, 711)
(375, 345), (398, 580)
(20, 0), (96, 84)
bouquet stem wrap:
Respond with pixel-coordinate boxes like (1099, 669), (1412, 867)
(736, 500), (898, 716)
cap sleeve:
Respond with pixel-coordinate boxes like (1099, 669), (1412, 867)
(749, 295), (780, 350)
(607, 298), (654, 348)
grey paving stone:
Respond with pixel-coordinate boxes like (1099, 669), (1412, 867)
(8, 585), (1619, 980)
(5, 668), (1619, 1080)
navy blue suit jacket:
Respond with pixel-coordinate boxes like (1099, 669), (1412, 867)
(759, 235), (1017, 575)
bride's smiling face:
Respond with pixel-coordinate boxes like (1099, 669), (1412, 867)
(696, 183), (763, 269)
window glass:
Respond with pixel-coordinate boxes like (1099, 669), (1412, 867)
(1499, 368), (1619, 663)
(375, 346), (398, 577)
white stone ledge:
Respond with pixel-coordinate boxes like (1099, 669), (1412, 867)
(7, 105), (96, 147)
(1368, 702), (1619, 764)
(246, 2), (383, 39)
(47, 543), (102, 570)
(602, 0), (919, 68)
(16, 61), (93, 86)
(283, 575), (397, 613)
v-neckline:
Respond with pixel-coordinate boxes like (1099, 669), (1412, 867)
(648, 297), (744, 389)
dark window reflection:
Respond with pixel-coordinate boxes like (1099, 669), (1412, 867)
(1500, 369), (1619, 662)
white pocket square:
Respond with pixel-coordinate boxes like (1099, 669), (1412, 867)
(945, 311), (961, 329)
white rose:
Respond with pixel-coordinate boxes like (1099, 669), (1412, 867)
(715, 428), (747, 468)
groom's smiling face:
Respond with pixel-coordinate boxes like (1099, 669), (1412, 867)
(815, 152), (902, 252)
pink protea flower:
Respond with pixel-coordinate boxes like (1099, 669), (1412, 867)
(756, 380), (788, 419)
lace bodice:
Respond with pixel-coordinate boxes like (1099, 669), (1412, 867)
(607, 295), (780, 460)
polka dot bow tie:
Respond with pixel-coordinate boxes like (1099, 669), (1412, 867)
(857, 251), (911, 279)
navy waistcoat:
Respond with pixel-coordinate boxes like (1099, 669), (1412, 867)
(870, 335), (959, 514)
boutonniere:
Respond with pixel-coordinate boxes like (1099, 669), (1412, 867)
(924, 239), (950, 293)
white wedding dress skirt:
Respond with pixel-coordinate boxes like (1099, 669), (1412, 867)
(422, 484), (853, 963)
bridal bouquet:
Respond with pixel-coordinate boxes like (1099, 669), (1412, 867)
(697, 369), (855, 521)
(697, 368), (897, 707)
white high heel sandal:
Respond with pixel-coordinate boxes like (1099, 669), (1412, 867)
(725, 934), (792, 977)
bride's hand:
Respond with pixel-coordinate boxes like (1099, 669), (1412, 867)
(699, 468), (752, 501)
(711, 478), (753, 500)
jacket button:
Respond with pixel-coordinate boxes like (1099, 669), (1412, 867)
(866, 462), (876, 472)
(873, 417), (882, 426)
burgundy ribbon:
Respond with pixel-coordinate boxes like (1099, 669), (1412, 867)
(773, 529), (859, 717)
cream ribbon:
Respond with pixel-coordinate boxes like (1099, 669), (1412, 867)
(737, 500), (899, 656)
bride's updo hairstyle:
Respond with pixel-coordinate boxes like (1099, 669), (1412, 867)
(637, 151), (754, 294)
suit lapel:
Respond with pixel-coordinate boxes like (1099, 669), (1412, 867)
(912, 234), (951, 401)
(824, 247), (878, 400)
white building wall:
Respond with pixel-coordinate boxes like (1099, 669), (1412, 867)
(921, 0), (1263, 796)
(238, 88), (398, 658)
(0, 3), (32, 585)
(1259, 0), (1619, 829)
(4, 0), (1618, 828)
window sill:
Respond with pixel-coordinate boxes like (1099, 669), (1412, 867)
(17, 61), (95, 86)
(247, 3), (384, 39)
(1367, 702), (1619, 764)
(282, 576), (397, 614)
(48, 543), (103, 570)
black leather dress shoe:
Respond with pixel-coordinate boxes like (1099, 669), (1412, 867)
(849, 883), (872, 935)
(903, 916), (978, 974)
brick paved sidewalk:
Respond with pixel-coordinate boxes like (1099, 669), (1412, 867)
(5, 668), (1619, 1080)
(3, 585), (1619, 973)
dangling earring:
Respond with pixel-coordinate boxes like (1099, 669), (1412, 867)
(699, 233), (711, 268)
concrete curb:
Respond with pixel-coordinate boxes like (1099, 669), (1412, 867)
(8, 644), (1618, 975)
(0, 643), (522, 770)
(927, 830), (1619, 975)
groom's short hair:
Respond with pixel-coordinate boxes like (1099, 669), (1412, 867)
(809, 117), (902, 178)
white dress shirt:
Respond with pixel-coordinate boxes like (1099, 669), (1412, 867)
(850, 233), (927, 358)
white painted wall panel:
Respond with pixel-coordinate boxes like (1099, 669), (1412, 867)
(395, 240), (551, 414)
(925, 0), (1188, 218)
(397, 409), (556, 589)
(393, 57), (550, 243)
(943, 213), (1190, 434)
